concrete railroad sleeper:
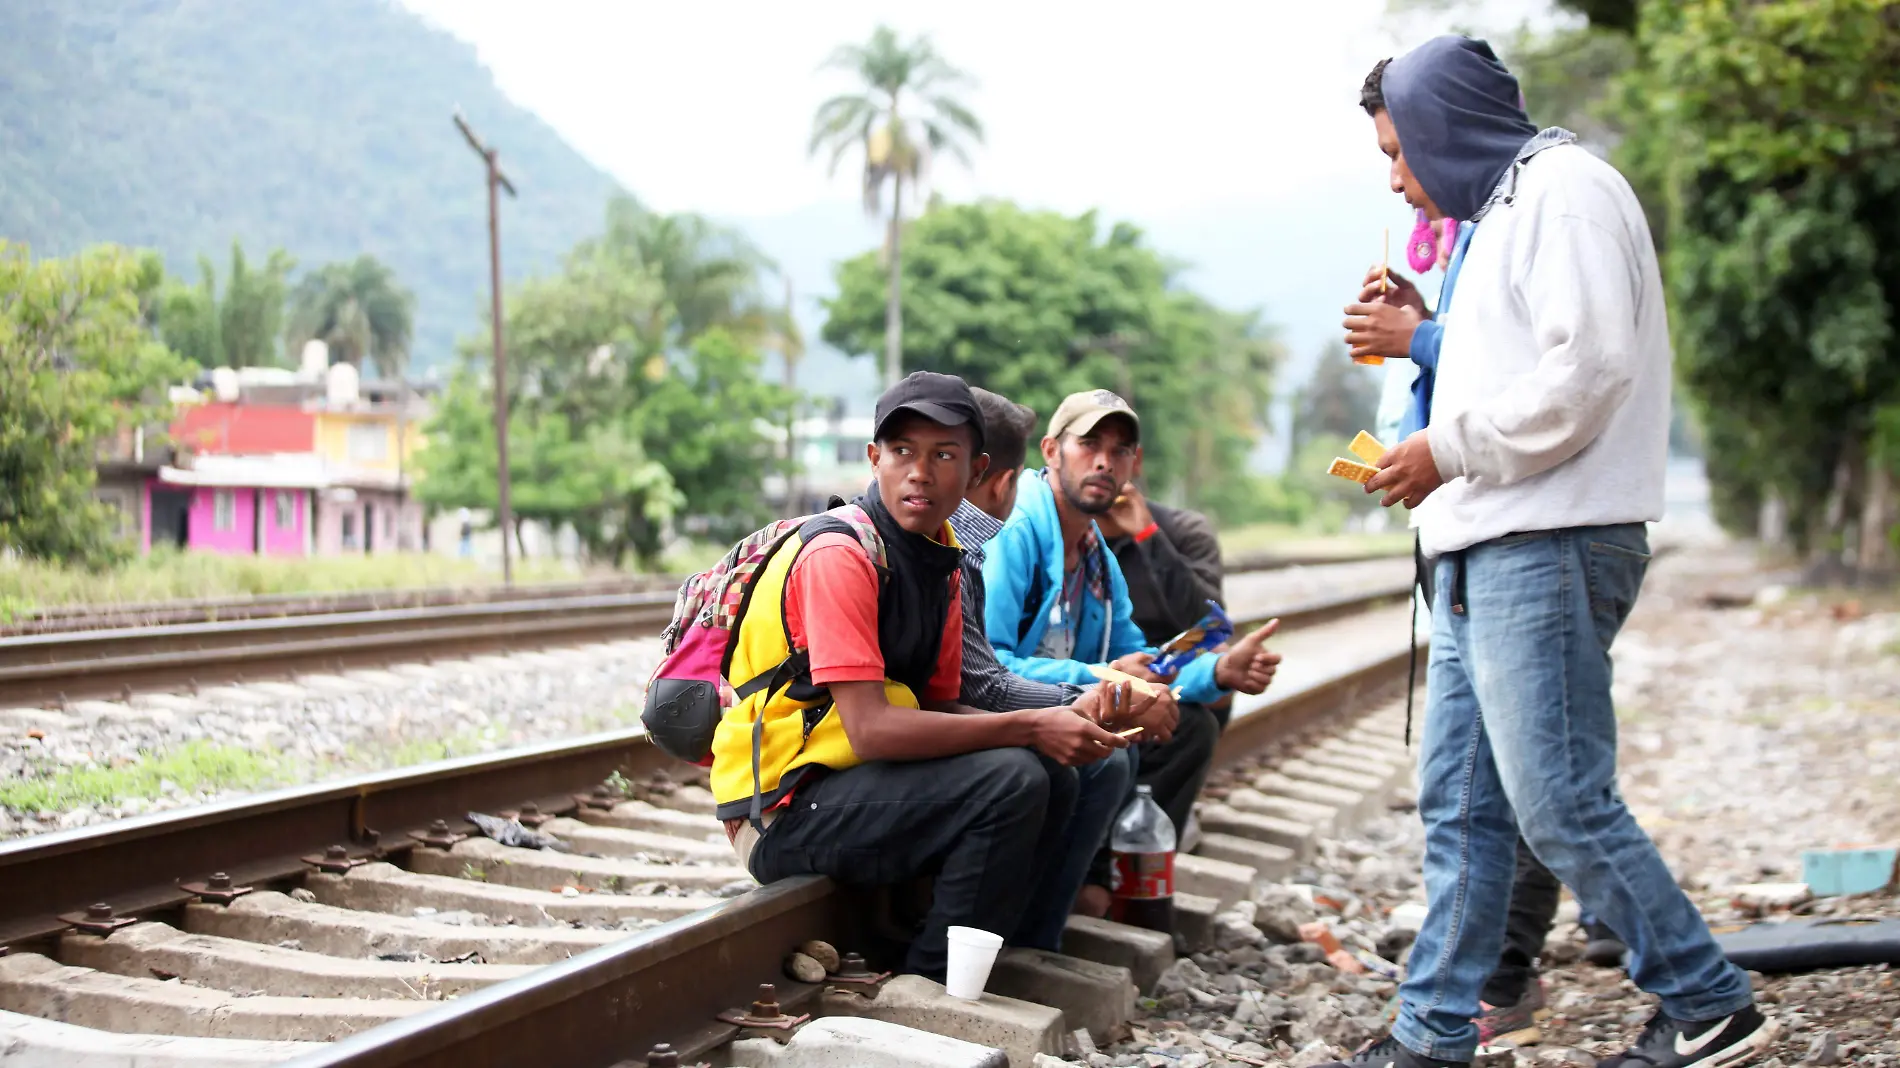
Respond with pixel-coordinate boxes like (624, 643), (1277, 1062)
(0, 587), (1423, 1068)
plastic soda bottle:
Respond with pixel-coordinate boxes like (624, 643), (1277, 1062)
(1109, 784), (1176, 933)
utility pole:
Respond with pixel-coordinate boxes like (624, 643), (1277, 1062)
(454, 110), (518, 586)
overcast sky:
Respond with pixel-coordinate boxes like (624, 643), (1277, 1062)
(396, 0), (1558, 433)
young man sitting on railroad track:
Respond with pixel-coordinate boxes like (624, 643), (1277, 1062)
(948, 387), (1176, 945)
(713, 370), (1136, 982)
(979, 388), (1284, 851)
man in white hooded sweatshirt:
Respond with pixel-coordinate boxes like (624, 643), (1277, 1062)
(1318, 36), (1775, 1068)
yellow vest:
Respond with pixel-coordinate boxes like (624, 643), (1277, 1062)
(708, 527), (921, 821)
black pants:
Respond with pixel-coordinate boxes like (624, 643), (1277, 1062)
(748, 747), (1074, 980)
(1482, 835), (1564, 1005)
(1136, 701), (1221, 839)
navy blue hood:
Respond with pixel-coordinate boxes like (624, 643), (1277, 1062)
(1383, 36), (1537, 223)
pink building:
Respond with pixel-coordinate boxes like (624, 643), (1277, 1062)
(146, 457), (324, 556)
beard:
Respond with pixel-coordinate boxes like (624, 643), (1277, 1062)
(1055, 462), (1117, 516)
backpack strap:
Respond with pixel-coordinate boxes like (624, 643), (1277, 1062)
(734, 509), (884, 833)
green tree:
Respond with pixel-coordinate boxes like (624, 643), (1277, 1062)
(419, 203), (793, 568)
(286, 255), (416, 379)
(587, 195), (773, 347)
(156, 242), (295, 369)
(810, 25), (983, 389)
(821, 200), (1285, 520)
(1615, 0), (1900, 570)
(412, 372), (683, 566)
(1290, 341), (1382, 456)
(0, 242), (193, 567)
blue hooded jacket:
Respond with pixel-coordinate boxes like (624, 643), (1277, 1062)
(1382, 36), (1537, 223)
(1383, 35), (1537, 438)
(980, 471), (1227, 705)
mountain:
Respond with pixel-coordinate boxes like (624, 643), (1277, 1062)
(0, 0), (625, 371)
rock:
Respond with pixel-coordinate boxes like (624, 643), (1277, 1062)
(1033, 1055), (1074, 1068)
(1255, 906), (1308, 945)
(289, 887), (317, 903)
(1289, 1040), (1342, 1067)
(1214, 910), (1266, 950)
(716, 879), (753, 898)
(1154, 957), (1215, 998)
(1805, 1031), (1841, 1065)
(784, 951), (826, 983)
(798, 939), (840, 973)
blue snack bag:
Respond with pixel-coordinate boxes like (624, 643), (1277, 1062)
(1150, 601), (1234, 677)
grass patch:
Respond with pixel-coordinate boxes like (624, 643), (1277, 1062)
(0, 548), (593, 614)
(0, 740), (282, 813)
(1220, 523), (1412, 560)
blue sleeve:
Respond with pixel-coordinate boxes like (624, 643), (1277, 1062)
(1172, 653), (1226, 705)
(1103, 556), (1229, 705)
(1409, 318), (1441, 369)
(981, 523), (1100, 687)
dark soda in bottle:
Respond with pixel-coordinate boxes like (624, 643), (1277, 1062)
(1109, 784), (1176, 934)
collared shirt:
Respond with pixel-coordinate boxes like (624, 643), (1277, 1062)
(947, 499), (1082, 712)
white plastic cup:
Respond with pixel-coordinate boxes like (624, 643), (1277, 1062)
(943, 925), (1005, 1000)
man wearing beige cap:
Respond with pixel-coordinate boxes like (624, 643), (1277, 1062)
(981, 389), (1283, 845)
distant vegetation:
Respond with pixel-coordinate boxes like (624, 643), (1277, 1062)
(0, 0), (624, 372)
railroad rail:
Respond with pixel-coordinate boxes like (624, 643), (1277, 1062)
(0, 553), (1410, 709)
(0, 579), (1424, 1068)
(1, 545), (1405, 638)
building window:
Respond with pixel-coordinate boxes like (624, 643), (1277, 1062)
(835, 439), (862, 465)
(347, 422), (389, 462)
(274, 491), (295, 530)
(214, 490), (236, 531)
(341, 511), (358, 549)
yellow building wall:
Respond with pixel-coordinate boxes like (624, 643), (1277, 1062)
(313, 412), (425, 475)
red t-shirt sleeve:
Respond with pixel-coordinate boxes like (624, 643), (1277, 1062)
(785, 533), (885, 685)
(784, 530), (964, 704)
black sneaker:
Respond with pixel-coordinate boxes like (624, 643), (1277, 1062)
(1584, 921), (1629, 968)
(1596, 1005), (1778, 1068)
(1317, 1034), (1467, 1068)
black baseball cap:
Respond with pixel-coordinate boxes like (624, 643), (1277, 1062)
(873, 370), (986, 454)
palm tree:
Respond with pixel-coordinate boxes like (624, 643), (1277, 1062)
(810, 25), (982, 389)
(285, 255), (415, 379)
(593, 195), (773, 350)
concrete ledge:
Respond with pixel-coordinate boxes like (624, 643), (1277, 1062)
(1196, 804), (1315, 857)
(0, 952), (425, 1043)
(61, 922), (528, 999)
(1059, 915), (1173, 994)
(647, 784), (718, 815)
(593, 799), (725, 837)
(409, 836), (746, 893)
(0, 1006), (320, 1068)
(821, 974), (1060, 1068)
(1221, 788), (1339, 837)
(305, 862), (716, 927)
(728, 1016), (1009, 1068)
(1192, 833), (1295, 879)
(1277, 758), (1382, 796)
(1172, 892), (1219, 955)
(1249, 772), (1371, 821)
(987, 947), (1134, 1043)
(538, 816), (730, 862)
(1173, 853), (1256, 909)
(184, 892), (620, 966)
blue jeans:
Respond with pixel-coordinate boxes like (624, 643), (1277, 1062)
(1014, 746), (1137, 951)
(1394, 525), (1751, 1061)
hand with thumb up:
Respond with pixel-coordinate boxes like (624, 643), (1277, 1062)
(1213, 618), (1282, 696)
